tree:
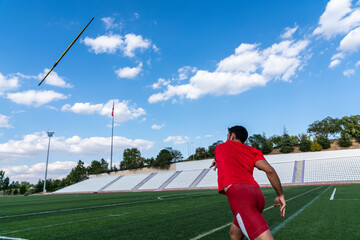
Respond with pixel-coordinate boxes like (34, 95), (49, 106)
(0, 170), (5, 193)
(280, 134), (294, 153)
(340, 115), (360, 138)
(144, 157), (155, 167)
(269, 135), (283, 149)
(87, 159), (108, 174)
(19, 182), (28, 195)
(166, 147), (183, 162)
(316, 134), (331, 149)
(310, 140), (323, 151)
(65, 160), (87, 185)
(307, 116), (341, 137)
(299, 134), (311, 152)
(248, 134), (273, 154)
(290, 135), (300, 147)
(261, 137), (273, 155)
(338, 132), (352, 147)
(194, 147), (208, 160)
(34, 179), (44, 193)
(207, 140), (224, 157)
(248, 134), (264, 150)
(155, 149), (173, 169)
(120, 148), (142, 170)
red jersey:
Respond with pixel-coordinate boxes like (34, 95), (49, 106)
(215, 140), (265, 193)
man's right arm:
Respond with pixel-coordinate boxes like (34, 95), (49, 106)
(255, 159), (286, 218)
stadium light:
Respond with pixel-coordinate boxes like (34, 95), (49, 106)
(43, 131), (54, 193)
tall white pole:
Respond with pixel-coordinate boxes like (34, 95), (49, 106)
(43, 132), (54, 193)
(110, 114), (114, 170)
(110, 101), (114, 171)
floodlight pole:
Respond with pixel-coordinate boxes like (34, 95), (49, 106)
(110, 114), (114, 170)
(110, 101), (115, 171)
(43, 131), (54, 193)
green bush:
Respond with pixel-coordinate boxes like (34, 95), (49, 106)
(316, 134), (331, 149)
(261, 139), (273, 154)
(310, 140), (323, 151)
(280, 134), (294, 153)
(354, 133), (360, 144)
(299, 135), (311, 152)
(338, 133), (352, 147)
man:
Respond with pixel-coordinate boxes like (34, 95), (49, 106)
(210, 126), (286, 240)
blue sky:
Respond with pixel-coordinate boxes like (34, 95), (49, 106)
(1, 0), (359, 183)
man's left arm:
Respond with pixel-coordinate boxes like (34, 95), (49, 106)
(209, 159), (217, 170)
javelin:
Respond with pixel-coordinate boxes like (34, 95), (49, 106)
(38, 17), (94, 86)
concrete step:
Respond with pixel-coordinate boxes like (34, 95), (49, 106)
(189, 168), (210, 188)
(132, 173), (157, 190)
(158, 171), (182, 190)
(98, 175), (123, 192)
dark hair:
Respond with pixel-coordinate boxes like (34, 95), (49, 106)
(228, 125), (248, 143)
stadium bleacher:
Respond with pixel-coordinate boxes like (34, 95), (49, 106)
(54, 149), (360, 194)
(303, 156), (360, 183)
(138, 171), (177, 190)
(55, 175), (120, 193)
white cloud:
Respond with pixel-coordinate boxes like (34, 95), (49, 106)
(152, 44), (159, 52)
(0, 131), (154, 161)
(134, 12), (140, 19)
(163, 136), (189, 145)
(11, 110), (25, 114)
(6, 90), (67, 107)
(355, 60), (360, 66)
(115, 63), (143, 79)
(151, 78), (171, 89)
(343, 68), (355, 77)
(38, 69), (72, 88)
(0, 114), (12, 128)
(313, 0), (360, 39)
(0, 72), (20, 93)
(329, 59), (341, 68)
(339, 27), (360, 52)
(123, 33), (151, 57)
(151, 123), (164, 130)
(101, 17), (120, 30)
(61, 99), (145, 123)
(281, 26), (298, 39)
(82, 34), (124, 54)
(178, 66), (198, 80)
(83, 33), (152, 57)
(314, 0), (360, 67)
(2, 161), (78, 183)
(149, 39), (309, 103)
(204, 134), (212, 138)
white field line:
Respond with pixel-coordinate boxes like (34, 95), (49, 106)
(0, 237), (28, 240)
(333, 199), (360, 200)
(190, 186), (324, 240)
(1, 192), (218, 220)
(1, 211), (139, 235)
(330, 188), (337, 200)
(0, 193), (217, 235)
(0, 199), (159, 220)
(271, 186), (331, 235)
(158, 193), (217, 200)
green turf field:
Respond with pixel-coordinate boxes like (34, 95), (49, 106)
(0, 184), (359, 239)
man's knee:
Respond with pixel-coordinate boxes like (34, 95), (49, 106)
(229, 225), (243, 240)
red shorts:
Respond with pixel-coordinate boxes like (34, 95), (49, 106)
(226, 183), (269, 240)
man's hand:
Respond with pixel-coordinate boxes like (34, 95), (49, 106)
(274, 195), (286, 218)
(209, 160), (217, 171)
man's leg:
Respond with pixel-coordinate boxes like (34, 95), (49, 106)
(229, 223), (244, 240)
(254, 229), (274, 240)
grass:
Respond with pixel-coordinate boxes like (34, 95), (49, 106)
(0, 184), (359, 239)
